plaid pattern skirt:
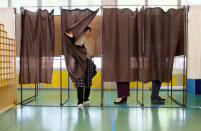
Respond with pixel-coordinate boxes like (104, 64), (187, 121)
(74, 58), (96, 88)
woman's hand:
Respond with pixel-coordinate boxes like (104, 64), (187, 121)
(65, 32), (73, 38)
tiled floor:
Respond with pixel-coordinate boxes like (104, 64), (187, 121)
(0, 90), (200, 131)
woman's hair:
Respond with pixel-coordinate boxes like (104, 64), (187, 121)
(84, 26), (91, 32)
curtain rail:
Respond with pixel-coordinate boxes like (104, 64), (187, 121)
(20, 4), (186, 8)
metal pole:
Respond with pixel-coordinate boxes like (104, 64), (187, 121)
(35, 83), (36, 97)
(21, 84), (23, 106)
(21, 5), (182, 8)
(20, 7), (23, 106)
(145, 0), (148, 7)
(136, 81), (138, 101)
(60, 7), (63, 106)
(101, 56), (104, 107)
(67, 71), (70, 101)
(142, 82), (144, 107)
(177, 0), (182, 8)
(37, 0), (42, 7)
(183, 5), (189, 107)
(171, 79), (173, 98)
(167, 82), (170, 97)
(185, 5), (189, 107)
(8, 0), (11, 7)
(142, 5), (145, 107)
(68, 0), (72, 10)
(101, 7), (104, 107)
(13, 7), (17, 105)
(37, 83), (39, 96)
(183, 6), (186, 106)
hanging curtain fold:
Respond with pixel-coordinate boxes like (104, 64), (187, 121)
(54, 15), (61, 56)
(88, 15), (102, 57)
(141, 8), (184, 82)
(19, 9), (55, 84)
(102, 7), (184, 83)
(61, 9), (98, 82)
(103, 8), (139, 82)
(53, 15), (102, 57)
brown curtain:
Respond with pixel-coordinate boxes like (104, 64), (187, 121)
(19, 9), (54, 84)
(53, 15), (101, 56)
(176, 15), (184, 56)
(61, 9), (98, 82)
(103, 8), (184, 83)
(54, 15), (61, 56)
(88, 15), (102, 57)
(103, 8), (139, 82)
(140, 8), (184, 82)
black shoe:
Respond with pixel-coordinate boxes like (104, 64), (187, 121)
(151, 99), (165, 104)
(123, 97), (127, 102)
(158, 96), (166, 101)
(114, 97), (127, 104)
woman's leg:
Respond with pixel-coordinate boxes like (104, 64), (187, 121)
(84, 87), (91, 102)
(117, 82), (130, 98)
(83, 59), (94, 102)
(77, 87), (84, 105)
(75, 79), (85, 105)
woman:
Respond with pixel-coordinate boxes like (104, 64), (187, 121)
(114, 82), (130, 104)
(65, 26), (96, 109)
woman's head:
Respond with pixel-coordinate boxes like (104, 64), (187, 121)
(84, 26), (91, 37)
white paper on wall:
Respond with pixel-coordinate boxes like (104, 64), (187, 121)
(0, 8), (15, 39)
(188, 5), (201, 79)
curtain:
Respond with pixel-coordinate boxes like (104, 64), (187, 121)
(139, 8), (184, 83)
(103, 7), (184, 83)
(103, 8), (138, 82)
(53, 15), (101, 57)
(61, 9), (98, 82)
(88, 15), (102, 57)
(19, 9), (54, 84)
(54, 15), (61, 56)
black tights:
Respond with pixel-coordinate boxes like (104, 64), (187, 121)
(77, 87), (91, 105)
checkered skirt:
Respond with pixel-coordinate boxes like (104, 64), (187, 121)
(74, 59), (96, 88)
